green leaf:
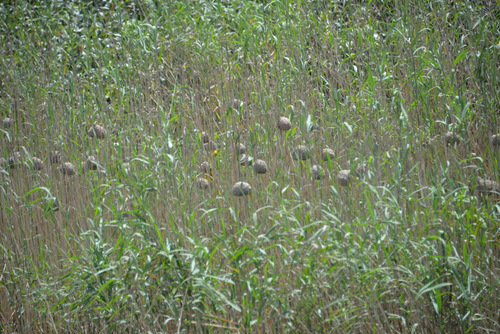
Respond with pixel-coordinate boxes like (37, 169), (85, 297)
(453, 47), (469, 66)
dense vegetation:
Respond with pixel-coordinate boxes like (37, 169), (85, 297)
(1, 0), (499, 332)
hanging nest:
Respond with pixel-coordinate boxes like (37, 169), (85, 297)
(84, 155), (98, 171)
(445, 131), (459, 145)
(59, 162), (76, 176)
(336, 170), (352, 187)
(355, 163), (368, 176)
(277, 116), (291, 131)
(3, 117), (13, 129)
(8, 152), (22, 169)
(322, 148), (335, 161)
(203, 140), (218, 152)
(0, 158), (7, 169)
(201, 132), (210, 144)
(44, 197), (60, 213)
(88, 124), (106, 139)
(312, 165), (324, 180)
(253, 159), (268, 174)
(473, 177), (500, 200)
(490, 134), (500, 147)
(237, 143), (247, 155)
(31, 157), (44, 171)
(292, 145), (309, 161)
(232, 181), (252, 197)
(196, 177), (210, 190)
(199, 161), (210, 173)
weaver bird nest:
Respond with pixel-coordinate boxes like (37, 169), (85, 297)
(336, 170), (352, 187)
(88, 124), (106, 139)
(196, 178), (210, 190)
(445, 131), (459, 145)
(84, 155), (98, 172)
(490, 134), (500, 147)
(312, 165), (324, 180)
(322, 148), (335, 161)
(232, 182), (252, 197)
(292, 145), (309, 161)
(277, 116), (291, 131)
(59, 162), (76, 176)
(3, 117), (13, 129)
(237, 143), (247, 155)
(253, 159), (268, 174)
(31, 157), (44, 171)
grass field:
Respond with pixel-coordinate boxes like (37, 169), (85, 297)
(1, 0), (499, 332)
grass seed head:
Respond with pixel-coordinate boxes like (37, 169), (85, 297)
(232, 181), (252, 196)
(322, 148), (335, 161)
(59, 162), (76, 176)
(312, 164), (324, 180)
(337, 170), (352, 187)
(8, 152), (22, 169)
(253, 159), (268, 174)
(50, 151), (62, 164)
(445, 131), (459, 145)
(490, 134), (500, 147)
(292, 145), (309, 161)
(196, 177), (210, 190)
(277, 116), (292, 131)
(88, 124), (106, 139)
(3, 117), (13, 128)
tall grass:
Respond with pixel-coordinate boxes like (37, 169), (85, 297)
(1, 0), (499, 332)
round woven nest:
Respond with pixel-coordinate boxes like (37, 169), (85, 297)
(232, 182), (252, 196)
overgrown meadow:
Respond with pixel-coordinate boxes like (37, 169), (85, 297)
(1, 0), (499, 332)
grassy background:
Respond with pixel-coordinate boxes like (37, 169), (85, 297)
(1, 0), (499, 332)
